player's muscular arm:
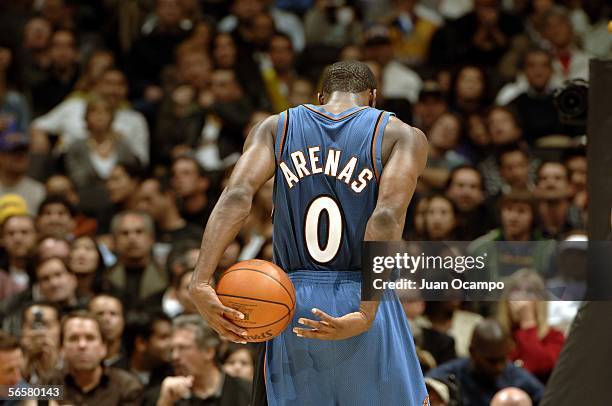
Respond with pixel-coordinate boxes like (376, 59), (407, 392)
(295, 117), (428, 340)
(366, 116), (428, 241)
(189, 115), (278, 343)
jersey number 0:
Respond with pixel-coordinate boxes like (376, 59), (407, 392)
(304, 196), (343, 263)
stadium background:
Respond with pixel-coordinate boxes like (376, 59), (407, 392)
(0, 0), (610, 405)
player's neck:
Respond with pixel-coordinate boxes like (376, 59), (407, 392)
(321, 92), (369, 113)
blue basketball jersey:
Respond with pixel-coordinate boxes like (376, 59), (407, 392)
(272, 104), (394, 272)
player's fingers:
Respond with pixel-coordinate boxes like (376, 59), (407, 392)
(311, 308), (336, 324)
(293, 327), (328, 339)
(297, 317), (325, 329)
(217, 317), (248, 338)
(217, 327), (248, 344)
(219, 304), (245, 321)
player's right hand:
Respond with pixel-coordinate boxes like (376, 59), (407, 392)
(189, 282), (249, 344)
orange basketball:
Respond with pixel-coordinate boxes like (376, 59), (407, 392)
(216, 259), (296, 342)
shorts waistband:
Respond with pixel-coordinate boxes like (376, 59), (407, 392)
(287, 269), (362, 284)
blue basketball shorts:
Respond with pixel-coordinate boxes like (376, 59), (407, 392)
(264, 270), (429, 406)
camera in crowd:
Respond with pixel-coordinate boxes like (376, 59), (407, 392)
(554, 79), (589, 128)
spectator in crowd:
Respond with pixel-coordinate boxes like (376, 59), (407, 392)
(31, 68), (150, 164)
(37, 235), (70, 262)
(35, 257), (80, 313)
(404, 195), (429, 240)
(470, 190), (556, 278)
(0, 332), (26, 389)
(563, 148), (587, 215)
(19, 303), (61, 384)
(497, 269), (565, 383)
(262, 33), (298, 113)
(91, 161), (145, 239)
(501, 48), (566, 142)
(154, 315), (250, 406)
(445, 165), (496, 241)
(416, 301), (457, 367)
(210, 32), (270, 111)
(498, 143), (533, 194)
(0, 131), (45, 213)
(122, 312), (173, 389)
(40, 0), (75, 30)
(218, 0), (305, 54)
(362, 25), (422, 104)
(18, 16), (53, 91)
(104, 211), (167, 308)
(423, 300), (483, 360)
(412, 81), (447, 135)
(153, 51), (212, 169)
(569, 0), (612, 58)
(478, 107), (538, 197)
(304, 0), (362, 48)
(127, 0), (191, 101)
(68, 236), (105, 300)
(490, 387), (533, 406)
(546, 232), (588, 301)
(380, 0), (441, 66)
(541, 8), (590, 80)
(105, 162), (144, 217)
(535, 161), (583, 239)
(449, 65), (491, 119)
(421, 112), (468, 191)
(142, 239), (200, 317)
(89, 294), (126, 368)
(288, 77), (315, 107)
(136, 177), (203, 245)
(461, 112), (491, 164)
(427, 318), (544, 406)
(198, 68), (253, 170)
(35, 195), (76, 239)
(175, 21), (214, 58)
(64, 95), (140, 216)
(171, 155), (216, 225)
(424, 195), (457, 241)
(429, 0), (523, 68)
(0, 42), (31, 133)
(221, 343), (255, 382)
(0, 213), (36, 301)
(73, 49), (116, 93)
(45, 175), (97, 237)
(46, 311), (143, 404)
(30, 29), (79, 117)
(363, 60), (413, 124)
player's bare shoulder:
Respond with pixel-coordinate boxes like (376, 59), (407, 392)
(380, 115), (428, 169)
(246, 114), (281, 146)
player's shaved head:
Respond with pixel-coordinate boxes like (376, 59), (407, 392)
(491, 387), (533, 406)
(321, 60), (377, 95)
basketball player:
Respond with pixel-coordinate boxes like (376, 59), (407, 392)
(190, 60), (429, 405)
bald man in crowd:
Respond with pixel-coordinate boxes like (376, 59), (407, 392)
(491, 387), (533, 406)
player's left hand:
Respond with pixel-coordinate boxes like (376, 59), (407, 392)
(293, 302), (378, 341)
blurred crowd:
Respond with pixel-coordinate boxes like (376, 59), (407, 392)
(0, 0), (609, 405)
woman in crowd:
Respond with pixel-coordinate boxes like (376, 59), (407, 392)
(497, 268), (565, 383)
(68, 235), (106, 300)
(424, 194), (458, 241)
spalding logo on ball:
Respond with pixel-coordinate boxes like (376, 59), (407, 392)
(216, 259), (296, 342)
